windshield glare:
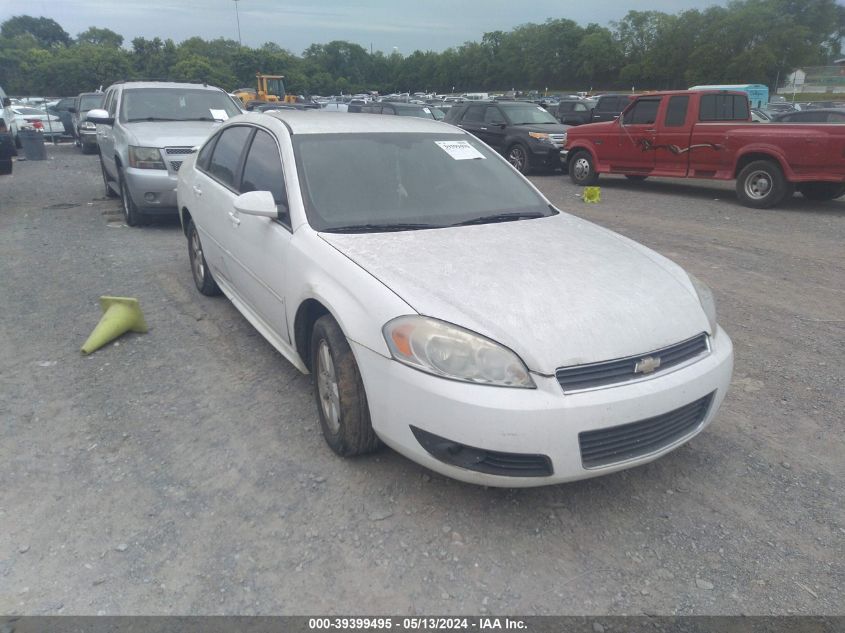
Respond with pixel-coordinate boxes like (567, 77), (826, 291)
(120, 88), (241, 122)
(294, 133), (553, 232)
(504, 105), (558, 125)
(80, 95), (104, 111)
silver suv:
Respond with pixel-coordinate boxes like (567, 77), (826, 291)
(87, 81), (241, 226)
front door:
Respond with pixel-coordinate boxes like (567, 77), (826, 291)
(607, 97), (661, 173)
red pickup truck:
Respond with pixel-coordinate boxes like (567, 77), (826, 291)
(564, 90), (845, 208)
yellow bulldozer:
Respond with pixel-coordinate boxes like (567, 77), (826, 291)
(233, 74), (297, 110)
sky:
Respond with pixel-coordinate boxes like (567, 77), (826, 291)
(0, 0), (730, 55)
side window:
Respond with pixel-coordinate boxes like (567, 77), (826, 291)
(461, 105), (485, 122)
(240, 130), (289, 220)
(699, 95), (749, 121)
(623, 98), (660, 125)
(574, 103), (588, 112)
(664, 96), (689, 127)
(106, 90), (118, 116)
(207, 125), (252, 188)
(483, 106), (505, 124)
(196, 132), (219, 171)
(596, 98), (612, 112)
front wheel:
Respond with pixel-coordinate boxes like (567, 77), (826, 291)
(797, 182), (845, 201)
(119, 168), (145, 226)
(568, 150), (599, 186)
(311, 315), (380, 457)
(100, 157), (118, 198)
(736, 160), (788, 209)
(506, 143), (532, 175)
(187, 220), (221, 296)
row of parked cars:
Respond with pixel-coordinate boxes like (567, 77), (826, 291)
(0, 90), (105, 151)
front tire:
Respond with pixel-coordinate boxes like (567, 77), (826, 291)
(311, 315), (380, 457)
(506, 143), (532, 175)
(736, 160), (788, 209)
(568, 150), (599, 186)
(187, 220), (221, 296)
(797, 182), (845, 201)
(100, 157), (119, 198)
(119, 168), (145, 226)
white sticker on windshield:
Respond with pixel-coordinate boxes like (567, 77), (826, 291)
(210, 109), (229, 121)
(435, 140), (485, 160)
(423, 107), (431, 114)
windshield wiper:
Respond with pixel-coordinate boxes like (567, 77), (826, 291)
(324, 222), (439, 233)
(126, 117), (181, 122)
(450, 212), (547, 226)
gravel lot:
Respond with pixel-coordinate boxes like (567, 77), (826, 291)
(0, 144), (842, 616)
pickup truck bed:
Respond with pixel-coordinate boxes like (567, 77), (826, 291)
(564, 90), (845, 208)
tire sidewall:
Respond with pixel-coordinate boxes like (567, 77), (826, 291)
(737, 160), (786, 209)
(507, 143), (531, 175)
(569, 150), (598, 186)
(119, 168), (141, 226)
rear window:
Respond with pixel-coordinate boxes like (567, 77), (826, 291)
(699, 94), (749, 121)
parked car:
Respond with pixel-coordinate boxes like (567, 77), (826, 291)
(444, 100), (570, 173)
(565, 90), (845, 207)
(590, 94), (637, 123)
(771, 108), (845, 123)
(7, 106), (64, 145)
(87, 81), (241, 226)
(552, 99), (595, 125)
(750, 109), (772, 122)
(360, 102), (442, 120)
(175, 110), (733, 487)
(45, 97), (76, 136)
(70, 92), (105, 154)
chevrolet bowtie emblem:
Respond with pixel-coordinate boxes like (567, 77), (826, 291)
(634, 356), (662, 374)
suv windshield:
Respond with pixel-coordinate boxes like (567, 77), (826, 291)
(503, 105), (559, 125)
(120, 88), (241, 122)
(80, 94), (104, 111)
(294, 133), (553, 232)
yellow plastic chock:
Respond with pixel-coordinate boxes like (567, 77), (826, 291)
(81, 296), (148, 355)
(583, 187), (601, 203)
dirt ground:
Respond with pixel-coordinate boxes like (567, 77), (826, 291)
(0, 145), (842, 616)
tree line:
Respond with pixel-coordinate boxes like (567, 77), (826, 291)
(0, 0), (842, 97)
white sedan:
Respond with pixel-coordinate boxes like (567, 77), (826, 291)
(176, 111), (733, 487)
(8, 106), (65, 142)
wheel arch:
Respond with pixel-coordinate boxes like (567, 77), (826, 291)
(733, 149), (790, 180)
(294, 298), (332, 372)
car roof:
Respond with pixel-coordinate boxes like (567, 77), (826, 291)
(114, 81), (226, 92)
(254, 110), (462, 135)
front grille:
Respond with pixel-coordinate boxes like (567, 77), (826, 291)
(165, 146), (194, 155)
(556, 333), (709, 392)
(579, 392), (714, 468)
(548, 133), (567, 147)
(411, 426), (553, 477)
(170, 160), (183, 172)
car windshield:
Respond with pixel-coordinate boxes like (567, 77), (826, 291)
(503, 105), (559, 125)
(80, 95), (104, 110)
(294, 133), (554, 232)
(120, 88), (241, 122)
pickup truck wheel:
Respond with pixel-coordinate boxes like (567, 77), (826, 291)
(797, 182), (845, 201)
(119, 168), (145, 226)
(187, 220), (221, 296)
(311, 315), (380, 457)
(100, 158), (119, 198)
(569, 151), (599, 186)
(736, 160), (788, 209)
(506, 144), (531, 175)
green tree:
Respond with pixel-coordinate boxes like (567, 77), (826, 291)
(77, 26), (123, 48)
(0, 15), (71, 48)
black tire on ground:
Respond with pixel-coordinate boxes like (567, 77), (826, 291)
(625, 175), (648, 181)
(118, 168), (145, 226)
(100, 157), (119, 198)
(187, 220), (221, 296)
(568, 150), (599, 186)
(310, 314), (380, 457)
(736, 160), (788, 209)
(797, 182), (845, 201)
(506, 143), (532, 175)
(81, 143), (96, 155)
(14, 134), (21, 149)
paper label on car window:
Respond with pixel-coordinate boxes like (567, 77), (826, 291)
(435, 140), (485, 160)
(210, 109), (229, 121)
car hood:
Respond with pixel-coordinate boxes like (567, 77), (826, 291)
(124, 120), (223, 148)
(512, 122), (571, 134)
(319, 214), (709, 374)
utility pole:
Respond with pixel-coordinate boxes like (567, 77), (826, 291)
(233, 0), (242, 45)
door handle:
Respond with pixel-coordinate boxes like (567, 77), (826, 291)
(480, 127), (487, 131)
(192, 185), (202, 197)
(228, 211), (240, 226)
(645, 129), (657, 133)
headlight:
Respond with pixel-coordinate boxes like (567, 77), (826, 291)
(383, 316), (535, 388)
(688, 273), (718, 334)
(128, 145), (165, 170)
(80, 121), (96, 130)
(528, 132), (553, 144)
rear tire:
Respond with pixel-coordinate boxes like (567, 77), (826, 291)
(736, 160), (788, 209)
(187, 220), (221, 296)
(797, 182), (845, 201)
(311, 315), (380, 457)
(568, 150), (599, 186)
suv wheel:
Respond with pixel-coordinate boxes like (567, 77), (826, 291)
(506, 144), (531, 175)
(100, 157), (119, 198)
(119, 168), (145, 226)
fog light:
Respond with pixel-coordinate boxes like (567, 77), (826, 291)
(144, 193), (158, 202)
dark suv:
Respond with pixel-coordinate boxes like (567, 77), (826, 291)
(590, 94), (637, 123)
(445, 101), (570, 173)
(552, 99), (595, 125)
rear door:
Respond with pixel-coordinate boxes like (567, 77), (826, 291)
(481, 105), (507, 151)
(456, 104), (486, 140)
(652, 95), (692, 176)
(97, 89), (118, 179)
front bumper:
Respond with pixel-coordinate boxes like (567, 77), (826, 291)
(353, 326), (733, 487)
(124, 166), (178, 215)
(527, 141), (566, 167)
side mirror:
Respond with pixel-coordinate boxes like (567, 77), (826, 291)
(86, 109), (114, 125)
(234, 191), (278, 218)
